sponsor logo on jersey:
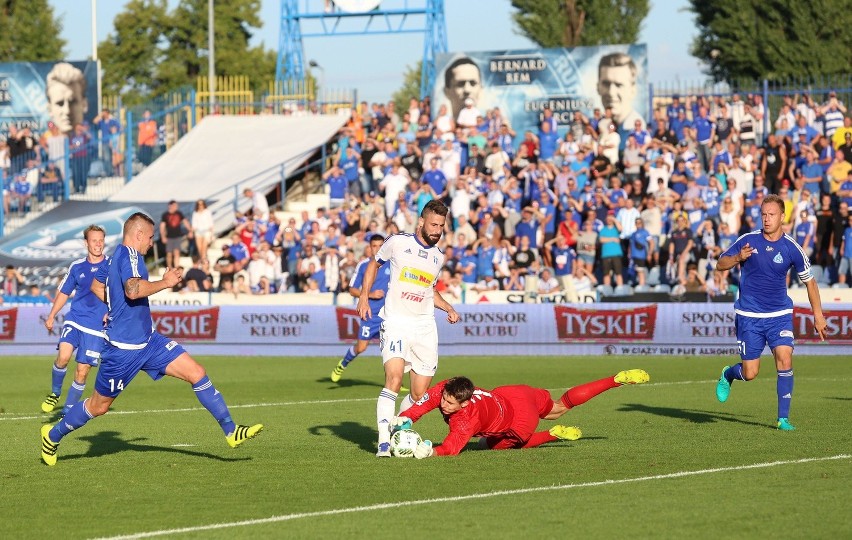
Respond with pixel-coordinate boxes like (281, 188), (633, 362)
(418, 249), (427, 258)
(773, 253), (783, 264)
(400, 267), (435, 287)
(765, 246), (774, 252)
(91, 266), (98, 271)
(404, 249), (412, 254)
(780, 330), (794, 338)
(400, 291), (426, 303)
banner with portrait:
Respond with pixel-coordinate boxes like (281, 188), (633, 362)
(432, 44), (648, 138)
(0, 60), (98, 136)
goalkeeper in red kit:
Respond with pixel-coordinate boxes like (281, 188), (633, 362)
(392, 369), (649, 458)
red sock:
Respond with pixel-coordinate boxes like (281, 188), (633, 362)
(522, 430), (557, 448)
(560, 376), (619, 409)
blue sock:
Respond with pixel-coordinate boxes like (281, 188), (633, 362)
(51, 399), (94, 442)
(64, 381), (85, 411)
(724, 363), (745, 384)
(192, 376), (235, 435)
(341, 346), (357, 367)
(777, 369), (794, 419)
(51, 365), (67, 395)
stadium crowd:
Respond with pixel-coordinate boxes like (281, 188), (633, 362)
(196, 91), (852, 298)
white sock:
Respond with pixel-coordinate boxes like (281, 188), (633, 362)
(398, 394), (415, 415)
(377, 387), (398, 444)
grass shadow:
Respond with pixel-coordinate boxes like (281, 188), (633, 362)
(617, 403), (770, 428)
(825, 397), (852, 401)
(59, 430), (252, 463)
(309, 421), (377, 453)
(315, 377), (385, 390)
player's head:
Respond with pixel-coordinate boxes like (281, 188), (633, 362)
(443, 57), (481, 117)
(418, 200), (448, 247)
(761, 194), (786, 235)
(46, 62), (88, 134)
(123, 212), (156, 254)
(365, 233), (385, 257)
(597, 52), (638, 124)
(83, 224), (106, 258)
(440, 376), (475, 415)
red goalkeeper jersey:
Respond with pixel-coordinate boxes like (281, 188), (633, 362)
(405, 379), (514, 456)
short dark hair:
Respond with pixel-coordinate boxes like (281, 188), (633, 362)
(421, 199), (449, 219)
(444, 57), (480, 87)
(124, 212), (154, 236)
(444, 376), (475, 403)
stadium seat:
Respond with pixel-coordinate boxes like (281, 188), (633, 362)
(596, 284), (614, 296)
(831, 282), (849, 289)
(653, 284), (671, 293)
(613, 285), (634, 296)
(634, 284), (652, 293)
(646, 266), (661, 286)
(810, 265), (825, 285)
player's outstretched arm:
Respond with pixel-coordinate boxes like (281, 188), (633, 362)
(124, 267), (182, 300)
(804, 278), (827, 341)
(433, 290), (460, 323)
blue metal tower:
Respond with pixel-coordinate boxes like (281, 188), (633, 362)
(275, 0), (448, 98)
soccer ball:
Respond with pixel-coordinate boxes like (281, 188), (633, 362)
(390, 429), (422, 458)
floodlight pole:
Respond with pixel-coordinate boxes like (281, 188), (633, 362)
(208, 0), (216, 109)
(92, 0), (102, 113)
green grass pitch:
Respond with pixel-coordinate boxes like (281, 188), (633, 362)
(1, 354), (849, 539)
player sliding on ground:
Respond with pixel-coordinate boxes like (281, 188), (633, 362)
(392, 369), (649, 458)
(40, 213), (262, 466)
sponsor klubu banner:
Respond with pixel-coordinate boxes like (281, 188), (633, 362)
(0, 60), (98, 134)
(432, 44), (648, 139)
(2, 303), (847, 356)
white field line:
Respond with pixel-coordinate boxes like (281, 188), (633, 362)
(4, 377), (849, 422)
(93, 454), (851, 540)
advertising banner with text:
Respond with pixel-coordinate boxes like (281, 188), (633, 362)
(433, 44), (648, 139)
(1, 303), (846, 357)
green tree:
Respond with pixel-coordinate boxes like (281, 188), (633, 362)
(689, 0), (852, 82)
(392, 61), (422, 115)
(0, 0), (66, 61)
(511, 0), (649, 47)
(99, 0), (276, 103)
(98, 0), (168, 104)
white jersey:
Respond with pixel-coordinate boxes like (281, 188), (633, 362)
(375, 233), (445, 322)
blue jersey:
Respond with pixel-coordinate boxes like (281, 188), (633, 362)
(58, 256), (109, 333)
(721, 230), (812, 317)
(351, 258), (390, 316)
(96, 244), (155, 348)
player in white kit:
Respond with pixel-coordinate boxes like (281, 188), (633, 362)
(357, 199), (460, 457)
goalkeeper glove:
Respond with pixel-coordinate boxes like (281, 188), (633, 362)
(414, 440), (433, 459)
(390, 416), (412, 433)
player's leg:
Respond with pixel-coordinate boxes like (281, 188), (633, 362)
(331, 321), (374, 382)
(41, 336), (75, 412)
(767, 314), (796, 429)
(545, 370), (649, 420)
(61, 333), (102, 415)
(376, 358), (405, 456)
(160, 338), (262, 446)
(717, 315), (763, 402)
(397, 322), (438, 414)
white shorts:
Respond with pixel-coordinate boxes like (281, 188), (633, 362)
(380, 319), (438, 376)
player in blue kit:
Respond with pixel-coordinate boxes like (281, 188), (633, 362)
(41, 225), (109, 416)
(714, 194), (826, 431)
(41, 213), (262, 466)
(330, 233), (391, 382)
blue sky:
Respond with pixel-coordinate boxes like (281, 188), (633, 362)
(50, 0), (707, 103)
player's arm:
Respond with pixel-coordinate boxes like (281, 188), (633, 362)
(44, 291), (71, 332)
(124, 268), (182, 300)
(433, 289), (460, 324)
(357, 258), (380, 320)
(716, 241), (755, 271)
(804, 278), (827, 340)
(431, 417), (479, 457)
(90, 279), (107, 303)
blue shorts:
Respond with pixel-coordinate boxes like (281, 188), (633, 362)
(359, 316), (382, 342)
(57, 325), (104, 366)
(735, 313), (794, 361)
(94, 332), (186, 398)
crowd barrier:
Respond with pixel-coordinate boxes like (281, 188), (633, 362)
(1, 303), (846, 357)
